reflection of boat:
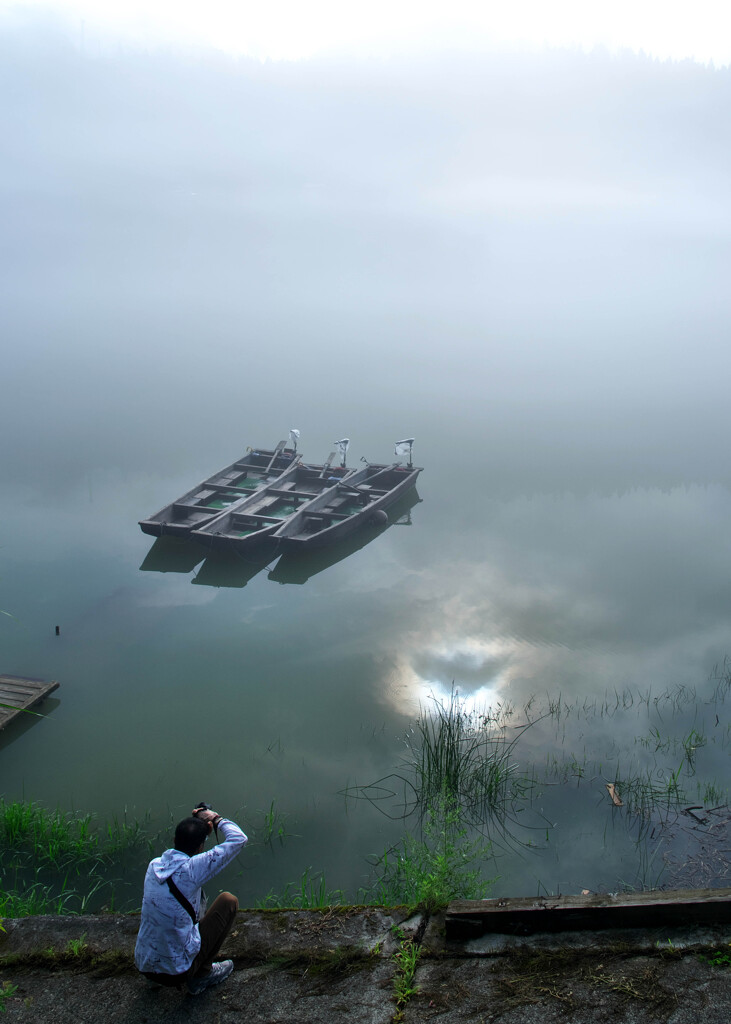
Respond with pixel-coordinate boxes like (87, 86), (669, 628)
(191, 547), (276, 589)
(139, 536), (207, 574)
(138, 441), (299, 538)
(273, 464), (422, 550)
(269, 489), (421, 585)
(190, 456), (365, 552)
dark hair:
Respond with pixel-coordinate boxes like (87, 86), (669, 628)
(174, 817), (210, 856)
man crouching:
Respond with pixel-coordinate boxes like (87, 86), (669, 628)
(135, 805), (247, 996)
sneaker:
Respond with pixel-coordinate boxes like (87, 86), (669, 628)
(187, 960), (234, 996)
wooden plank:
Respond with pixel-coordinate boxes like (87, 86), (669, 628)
(0, 675), (60, 732)
(446, 887), (731, 938)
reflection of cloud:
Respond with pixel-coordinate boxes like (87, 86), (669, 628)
(380, 484), (731, 720)
(411, 639), (511, 694)
(404, 637), (513, 712)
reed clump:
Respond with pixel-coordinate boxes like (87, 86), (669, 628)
(404, 688), (533, 832)
(344, 686), (535, 847)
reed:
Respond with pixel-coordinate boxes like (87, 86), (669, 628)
(402, 687), (534, 835)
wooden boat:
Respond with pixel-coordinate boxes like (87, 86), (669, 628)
(138, 442), (299, 538)
(268, 488), (422, 584)
(273, 463), (422, 550)
(189, 454), (356, 551)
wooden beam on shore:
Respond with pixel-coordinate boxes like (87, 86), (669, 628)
(0, 675), (59, 731)
(447, 887), (731, 938)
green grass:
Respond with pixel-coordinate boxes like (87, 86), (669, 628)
(392, 932), (421, 1022)
(370, 799), (495, 911)
(256, 868), (346, 909)
(257, 799), (495, 912)
(0, 799), (146, 871)
(65, 934), (87, 956)
(0, 797), (152, 917)
(699, 945), (731, 968)
(0, 981), (18, 1014)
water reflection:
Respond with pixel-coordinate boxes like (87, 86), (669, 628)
(192, 549), (276, 589)
(139, 536), (207, 574)
(138, 489), (422, 589)
(0, 698), (61, 752)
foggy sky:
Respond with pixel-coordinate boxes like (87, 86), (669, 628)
(2, 12), (731, 494)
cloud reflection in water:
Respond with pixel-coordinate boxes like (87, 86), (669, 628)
(381, 483), (731, 721)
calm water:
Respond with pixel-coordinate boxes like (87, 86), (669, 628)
(2, 35), (731, 904)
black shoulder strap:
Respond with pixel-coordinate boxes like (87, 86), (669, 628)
(166, 877), (197, 924)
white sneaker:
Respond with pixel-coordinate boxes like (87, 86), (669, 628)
(187, 960), (234, 996)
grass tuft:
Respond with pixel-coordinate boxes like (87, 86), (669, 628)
(370, 798), (495, 911)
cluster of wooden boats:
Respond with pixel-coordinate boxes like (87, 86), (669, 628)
(139, 439), (422, 553)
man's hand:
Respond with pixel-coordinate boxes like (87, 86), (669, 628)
(192, 807), (223, 830)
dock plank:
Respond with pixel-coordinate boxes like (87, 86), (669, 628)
(0, 675), (60, 731)
(447, 887), (731, 937)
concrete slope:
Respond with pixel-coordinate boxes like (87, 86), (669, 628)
(1, 910), (730, 1022)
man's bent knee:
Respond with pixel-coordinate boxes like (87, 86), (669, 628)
(210, 891), (238, 915)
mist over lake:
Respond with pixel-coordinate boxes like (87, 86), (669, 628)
(2, 12), (731, 903)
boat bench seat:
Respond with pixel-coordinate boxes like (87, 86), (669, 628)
(232, 514), (280, 525)
(304, 514), (331, 531)
(266, 488), (315, 500)
(173, 501), (216, 513)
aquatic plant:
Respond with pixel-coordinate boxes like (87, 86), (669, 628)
(0, 799), (148, 870)
(255, 800), (298, 847)
(255, 798), (494, 911)
(0, 798), (152, 916)
(344, 687), (535, 845)
(369, 798), (495, 911)
(406, 689), (533, 825)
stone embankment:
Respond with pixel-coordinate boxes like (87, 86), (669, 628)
(1, 907), (730, 1022)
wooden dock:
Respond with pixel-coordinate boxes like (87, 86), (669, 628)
(0, 675), (59, 731)
(447, 887), (731, 938)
